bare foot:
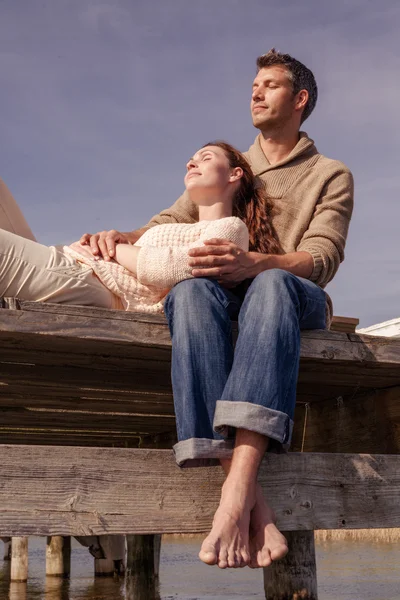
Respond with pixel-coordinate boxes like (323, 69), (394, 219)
(199, 480), (255, 568)
(248, 484), (288, 568)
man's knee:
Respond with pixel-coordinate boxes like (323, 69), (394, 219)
(250, 269), (295, 295)
(165, 278), (220, 315)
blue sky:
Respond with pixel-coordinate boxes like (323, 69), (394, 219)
(0, 0), (399, 327)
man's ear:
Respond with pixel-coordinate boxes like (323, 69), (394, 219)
(229, 167), (243, 182)
(295, 89), (308, 112)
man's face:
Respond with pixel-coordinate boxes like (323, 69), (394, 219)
(250, 66), (296, 130)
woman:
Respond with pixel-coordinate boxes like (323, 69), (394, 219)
(0, 142), (279, 312)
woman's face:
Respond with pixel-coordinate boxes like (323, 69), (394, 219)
(184, 146), (235, 198)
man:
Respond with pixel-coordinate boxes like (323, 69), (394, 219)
(82, 49), (353, 569)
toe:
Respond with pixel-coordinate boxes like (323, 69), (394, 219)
(270, 542), (288, 561)
(240, 549), (250, 567)
(259, 548), (272, 568)
(227, 550), (236, 568)
(218, 549), (228, 569)
(199, 541), (218, 566)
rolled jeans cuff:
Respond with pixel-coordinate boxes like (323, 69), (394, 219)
(213, 400), (294, 452)
(173, 438), (234, 468)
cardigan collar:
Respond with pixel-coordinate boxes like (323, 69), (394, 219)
(245, 131), (318, 176)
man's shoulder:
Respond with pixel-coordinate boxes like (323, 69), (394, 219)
(314, 153), (353, 178)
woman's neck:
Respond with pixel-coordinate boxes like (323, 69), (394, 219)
(197, 200), (233, 221)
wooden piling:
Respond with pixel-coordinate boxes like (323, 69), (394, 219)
(1, 536), (11, 560)
(10, 537), (28, 583)
(46, 536), (71, 578)
(125, 535), (161, 599)
(263, 531), (318, 600)
(9, 582), (27, 600)
(94, 535), (125, 577)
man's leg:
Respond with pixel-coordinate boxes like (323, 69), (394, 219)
(199, 429), (288, 569)
(164, 278), (241, 467)
(0, 178), (36, 240)
(202, 269), (326, 568)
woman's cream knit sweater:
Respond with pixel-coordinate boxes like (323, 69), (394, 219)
(65, 217), (249, 313)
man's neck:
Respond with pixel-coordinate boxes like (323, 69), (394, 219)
(258, 129), (300, 166)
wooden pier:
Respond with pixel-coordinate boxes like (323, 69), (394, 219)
(1, 299), (400, 599)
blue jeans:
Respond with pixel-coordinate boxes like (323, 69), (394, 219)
(164, 269), (327, 467)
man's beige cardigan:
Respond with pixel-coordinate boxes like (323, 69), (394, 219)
(144, 133), (354, 323)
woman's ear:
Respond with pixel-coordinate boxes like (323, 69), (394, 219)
(229, 167), (243, 182)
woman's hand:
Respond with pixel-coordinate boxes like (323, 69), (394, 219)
(188, 238), (263, 285)
(69, 241), (100, 261)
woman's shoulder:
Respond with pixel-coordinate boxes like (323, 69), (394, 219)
(204, 218), (249, 250)
(204, 217), (248, 234)
(137, 221), (201, 245)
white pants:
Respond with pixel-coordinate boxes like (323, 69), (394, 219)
(0, 178), (117, 308)
(0, 178), (125, 559)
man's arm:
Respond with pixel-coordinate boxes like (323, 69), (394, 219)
(188, 166), (354, 287)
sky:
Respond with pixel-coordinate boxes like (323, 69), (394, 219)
(0, 0), (399, 327)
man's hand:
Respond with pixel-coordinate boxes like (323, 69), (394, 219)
(79, 230), (137, 261)
(188, 238), (263, 286)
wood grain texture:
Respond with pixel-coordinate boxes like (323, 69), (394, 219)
(10, 537), (28, 582)
(292, 387), (400, 454)
(0, 447), (400, 536)
(264, 531), (318, 600)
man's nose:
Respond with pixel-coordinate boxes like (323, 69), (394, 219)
(252, 86), (263, 102)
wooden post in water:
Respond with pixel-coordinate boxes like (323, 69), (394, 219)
(94, 535), (125, 577)
(264, 531), (318, 600)
(125, 535), (161, 600)
(9, 582), (27, 600)
(1, 536), (11, 560)
(46, 536), (71, 578)
(10, 537), (28, 583)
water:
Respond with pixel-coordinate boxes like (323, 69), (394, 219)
(1, 537), (400, 600)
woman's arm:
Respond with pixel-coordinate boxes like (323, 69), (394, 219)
(114, 244), (141, 275)
(135, 218), (249, 289)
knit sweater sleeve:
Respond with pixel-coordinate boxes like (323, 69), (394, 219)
(136, 218), (249, 289)
(145, 190), (199, 228)
(296, 167), (354, 287)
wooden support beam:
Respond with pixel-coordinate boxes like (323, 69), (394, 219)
(1, 536), (11, 560)
(1, 446), (400, 536)
(94, 535), (125, 577)
(126, 535), (161, 600)
(45, 536), (71, 578)
(10, 537), (28, 582)
(264, 531), (318, 600)
(9, 582), (27, 600)
(292, 387), (400, 454)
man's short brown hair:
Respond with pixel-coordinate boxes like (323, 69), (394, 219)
(256, 49), (318, 124)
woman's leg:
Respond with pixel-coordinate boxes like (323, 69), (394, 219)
(164, 278), (241, 467)
(0, 229), (115, 307)
(0, 178), (36, 240)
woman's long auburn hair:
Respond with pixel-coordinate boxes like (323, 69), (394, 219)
(202, 141), (282, 255)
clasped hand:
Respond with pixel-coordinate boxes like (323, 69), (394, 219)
(188, 238), (255, 286)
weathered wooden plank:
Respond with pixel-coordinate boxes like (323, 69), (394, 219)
(0, 406), (175, 432)
(330, 315), (359, 333)
(292, 387), (400, 454)
(0, 447), (400, 536)
(0, 383), (174, 413)
(1, 302), (400, 369)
